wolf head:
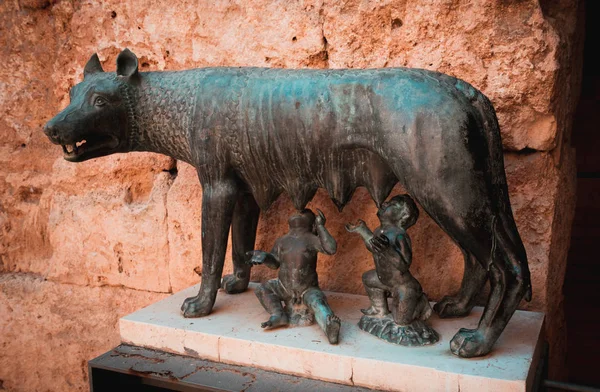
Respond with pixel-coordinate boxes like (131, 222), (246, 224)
(43, 49), (140, 162)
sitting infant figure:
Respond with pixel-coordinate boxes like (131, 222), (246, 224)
(246, 208), (341, 345)
(346, 194), (439, 346)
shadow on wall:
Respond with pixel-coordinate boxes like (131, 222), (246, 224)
(565, 0), (600, 386)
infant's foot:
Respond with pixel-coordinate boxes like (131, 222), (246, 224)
(261, 313), (289, 329)
(325, 314), (341, 345)
(361, 306), (389, 317)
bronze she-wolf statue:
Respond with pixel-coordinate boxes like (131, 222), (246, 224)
(43, 48), (532, 358)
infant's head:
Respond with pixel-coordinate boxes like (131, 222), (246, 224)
(377, 194), (419, 228)
(288, 209), (316, 231)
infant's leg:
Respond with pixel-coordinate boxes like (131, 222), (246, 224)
(391, 285), (421, 325)
(255, 279), (289, 329)
(304, 288), (341, 344)
(362, 270), (391, 316)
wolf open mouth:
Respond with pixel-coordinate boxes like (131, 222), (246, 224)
(61, 135), (119, 162)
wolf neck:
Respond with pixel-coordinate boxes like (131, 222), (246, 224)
(127, 72), (195, 163)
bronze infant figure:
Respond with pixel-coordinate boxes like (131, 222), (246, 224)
(246, 209), (341, 345)
(347, 194), (438, 346)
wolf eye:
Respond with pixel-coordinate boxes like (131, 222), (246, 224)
(94, 96), (107, 107)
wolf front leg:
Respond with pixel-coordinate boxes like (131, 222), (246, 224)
(181, 177), (238, 317)
(222, 192), (260, 294)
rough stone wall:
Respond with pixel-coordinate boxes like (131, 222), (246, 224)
(0, 0), (582, 390)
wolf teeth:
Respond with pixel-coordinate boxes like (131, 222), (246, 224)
(62, 142), (84, 156)
(63, 144), (76, 154)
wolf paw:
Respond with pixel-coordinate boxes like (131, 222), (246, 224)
(181, 295), (214, 318)
(433, 295), (473, 318)
(450, 328), (492, 358)
(221, 274), (249, 294)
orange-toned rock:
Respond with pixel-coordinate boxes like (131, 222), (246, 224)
(0, 273), (167, 392)
(544, 144), (577, 379)
(45, 155), (175, 292)
(320, 1), (566, 151)
(0, 0), (583, 384)
(504, 151), (569, 311)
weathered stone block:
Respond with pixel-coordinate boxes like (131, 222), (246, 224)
(0, 273), (167, 392)
(44, 154), (175, 292)
(320, 0), (564, 151)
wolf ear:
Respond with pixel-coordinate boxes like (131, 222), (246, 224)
(83, 53), (104, 78)
(116, 48), (139, 80)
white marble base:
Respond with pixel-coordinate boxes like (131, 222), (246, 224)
(120, 283), (544, 392)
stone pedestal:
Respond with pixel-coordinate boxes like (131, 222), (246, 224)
(120, 283), (544, 392)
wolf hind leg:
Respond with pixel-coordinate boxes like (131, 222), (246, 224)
(434, 247), (488, 318)
(449, 215), (530, 358)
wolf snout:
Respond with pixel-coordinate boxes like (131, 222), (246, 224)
(43, 123), (63, 145)
(43, 121), (72, 145)
(43, 123), (58, 138)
